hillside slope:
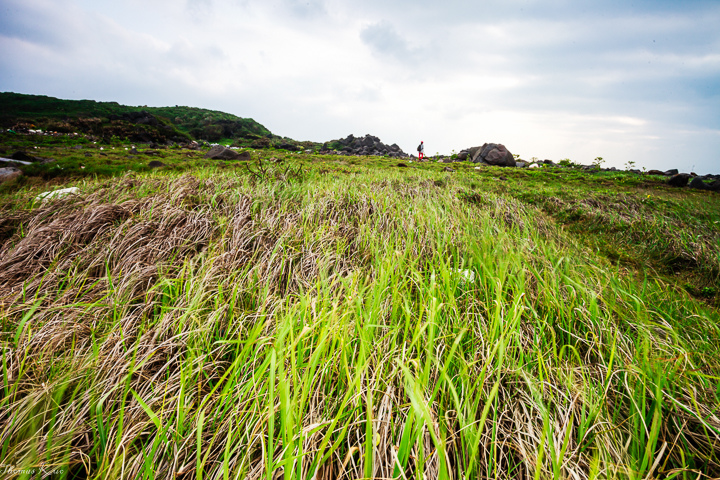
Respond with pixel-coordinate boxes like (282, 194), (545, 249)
(1, 148), (719, 478)
(0, 92), (272, 144)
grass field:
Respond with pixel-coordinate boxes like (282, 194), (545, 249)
(1, 143), (719, 479)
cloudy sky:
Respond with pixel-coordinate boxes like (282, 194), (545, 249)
(1, 0), (719, 173)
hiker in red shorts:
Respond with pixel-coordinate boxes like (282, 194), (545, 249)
(417, 141), (424, 159)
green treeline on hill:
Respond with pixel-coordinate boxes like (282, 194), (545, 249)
(0, 92), (272, 144)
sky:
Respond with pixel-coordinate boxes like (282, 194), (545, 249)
(1, 0), (719, 173)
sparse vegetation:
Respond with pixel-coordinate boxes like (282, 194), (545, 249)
(1, 131), (719, 479)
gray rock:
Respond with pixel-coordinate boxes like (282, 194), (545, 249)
(482, 143), (516, 167)
(0, 166), (22, 183)
(467, 146), (483, 162)
(205, 145), (244, 160)
(515, 161), (527, 168)
(443, 166), (455, 172)
(664, 169), (679, 176)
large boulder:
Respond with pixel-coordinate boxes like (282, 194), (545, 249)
(478, 143), (516, 167)
(668, 173), (691, 187)
(689, 176), (720, 192)
(689, 177), (709, 190)
(204, 145), (246, 160)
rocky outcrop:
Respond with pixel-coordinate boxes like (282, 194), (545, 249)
(323, 134), (408, 157)
(468, 143), (516, 167)
(204, 145), (249, 160)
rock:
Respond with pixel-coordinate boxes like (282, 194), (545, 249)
(466, 143), (515, 166)
(515, 161), (527, 168)
(397, 163), (408, 168)
(237, 150), (251, 161)
(498, 176), (508, 181)
(646, 169), (664, 175)
(443, 167), (455, 172)
(0, 166), (22, 183)
(629, 169), (641, 174)
(467, 146), (483, 162)
(129, 146), (139, 154)
(205, 145), (244, 160)
(542, 159), (555, 166)
(456, 151), (469, 161)
(10, 151), (35, 161)
(664, 169), (679, 176)
(36, 187), (79, 202)
(148, 160), (166, 168)
(668, 173), (691, 187)
(481, 143), (516, 167)
(689, 176), (720, 191)
(277, 143), (298, 151)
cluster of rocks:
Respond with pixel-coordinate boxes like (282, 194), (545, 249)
(667, 172), (720, 191)
(321, 134), (408, 157)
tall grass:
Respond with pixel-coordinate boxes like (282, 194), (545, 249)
(1, 165), (719, 478)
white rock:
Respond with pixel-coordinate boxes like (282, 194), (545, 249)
(453, 268), (476, 284)
(36, 187), (79, 202)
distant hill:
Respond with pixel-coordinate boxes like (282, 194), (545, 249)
(0, 92), (272, 144)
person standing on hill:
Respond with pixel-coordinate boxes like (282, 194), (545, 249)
(417, 141), (425, 159)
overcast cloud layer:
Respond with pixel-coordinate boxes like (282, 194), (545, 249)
(1, 0), (718, 172)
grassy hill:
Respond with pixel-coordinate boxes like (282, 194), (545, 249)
(0, 92), (272, 144)
(1, 133), (719, 478)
